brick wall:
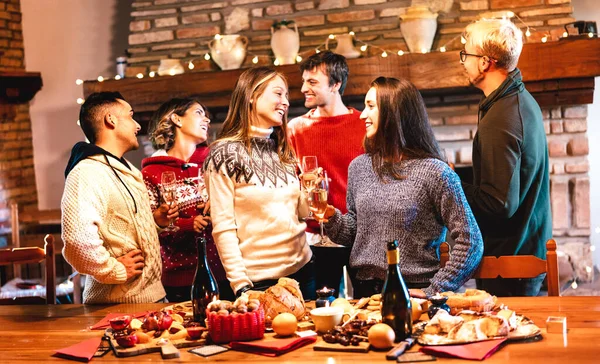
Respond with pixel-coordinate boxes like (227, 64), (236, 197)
(123, 0), (592, 285)
(125, 0), (575, 75)
(0, 0), (38, 239)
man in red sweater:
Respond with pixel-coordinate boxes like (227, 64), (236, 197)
(288, 51), (365, 294)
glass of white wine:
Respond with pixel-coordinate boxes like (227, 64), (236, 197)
(310, 171), (333, 245)
(302, 156), (319, 220)
(161, 171), (179, 232)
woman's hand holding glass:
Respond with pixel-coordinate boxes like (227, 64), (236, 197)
(154, 203), (179, 228)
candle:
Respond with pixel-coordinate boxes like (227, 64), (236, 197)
(315, 286), (336, 308)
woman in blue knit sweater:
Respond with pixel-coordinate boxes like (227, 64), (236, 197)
(321, 77), (483, 298)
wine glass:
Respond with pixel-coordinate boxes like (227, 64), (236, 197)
(302, 156), (319, 220)
(161, 171), (179, 232)
(311, 170), (334, 246)
(197, 169), (209, 203)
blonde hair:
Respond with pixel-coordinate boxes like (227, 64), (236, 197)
(464, 18), (523, 71)
(217, 67), (295, 164)
(149, 98), (206, 150)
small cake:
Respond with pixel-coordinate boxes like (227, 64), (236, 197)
(206, 296), (265, 344)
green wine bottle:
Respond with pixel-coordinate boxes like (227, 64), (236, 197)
(381, 240), (412, 342)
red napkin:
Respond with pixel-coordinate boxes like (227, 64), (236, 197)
(53, 337), (102, 362)
(90, 311), (148, 330)
(230, 336), (317, 357)
(420, 338), (507, 360)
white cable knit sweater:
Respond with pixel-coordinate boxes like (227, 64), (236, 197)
(204, 126), (312, 293)
(61, 154), (166, 304)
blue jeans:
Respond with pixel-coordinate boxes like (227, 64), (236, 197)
(476, 273), (546, 296)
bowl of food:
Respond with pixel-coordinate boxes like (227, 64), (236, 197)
(310, 307), (344, 333)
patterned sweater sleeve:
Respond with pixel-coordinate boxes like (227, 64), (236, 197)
(425, 166), (484, 296)
(324, 162), (358, 247)
(205, 153), (251, 293)
(61, 166), (128, 284)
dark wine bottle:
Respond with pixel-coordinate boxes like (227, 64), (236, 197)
(381, 240), (412, 342)
(191, 236), (219, 326)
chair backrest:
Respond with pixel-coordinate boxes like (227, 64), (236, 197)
(0, 234), (56, 304)
(439, 239), (560, 296)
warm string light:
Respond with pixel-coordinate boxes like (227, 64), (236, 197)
(75, 18), (598, 84)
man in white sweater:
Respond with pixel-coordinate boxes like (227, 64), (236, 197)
(61, 92), (175, 304)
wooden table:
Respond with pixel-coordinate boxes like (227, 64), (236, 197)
(0, 297), (599, 363)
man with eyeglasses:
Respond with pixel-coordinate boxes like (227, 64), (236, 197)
(460, 19), (552, 296)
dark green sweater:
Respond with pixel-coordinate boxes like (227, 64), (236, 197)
(462, 69), (552, 259)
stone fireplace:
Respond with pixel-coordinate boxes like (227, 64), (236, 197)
(0, 0), (41, 243)
(84, 0), (596, 291)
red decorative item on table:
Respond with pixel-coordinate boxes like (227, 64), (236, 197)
(207, 307), (265, 344)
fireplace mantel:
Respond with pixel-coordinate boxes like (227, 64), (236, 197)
(83, 37), (600, 115)
(0, 71), (43, 103)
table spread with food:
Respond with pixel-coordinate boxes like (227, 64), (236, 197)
(0, 279), (599, 363)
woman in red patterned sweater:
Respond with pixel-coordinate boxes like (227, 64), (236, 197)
(141, 98), (232, 302)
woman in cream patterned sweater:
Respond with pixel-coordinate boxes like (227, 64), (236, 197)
(204, 67), (315, 299)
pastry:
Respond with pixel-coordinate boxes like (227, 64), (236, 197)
(441, 289), (496, 314)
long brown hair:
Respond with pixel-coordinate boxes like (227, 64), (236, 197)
(364, 77), (443, 180)
(217, 67), (295, 164)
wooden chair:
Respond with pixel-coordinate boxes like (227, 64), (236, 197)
(439, 239), (560, 296)
(0, 234), (56, 304)
(9, 201), (82, 303)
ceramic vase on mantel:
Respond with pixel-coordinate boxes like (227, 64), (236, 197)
(400, 6), (439, 53)
(271, 23), (300, 65)
(326, 34), (361, 59)
(157, 59), (184, 76)
(208, 34), (248, 71)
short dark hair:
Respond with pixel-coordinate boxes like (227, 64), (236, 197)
(300, 51), (349, 95)
(78, 92), (125, 143)
(364, 77), (444, 180)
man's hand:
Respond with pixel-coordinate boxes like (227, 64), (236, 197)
(154, 203), (179, 228)
(193, 214), (212, 233)
(117, 249), (145, 280)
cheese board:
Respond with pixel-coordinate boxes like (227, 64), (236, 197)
(105, 328), (207, 357)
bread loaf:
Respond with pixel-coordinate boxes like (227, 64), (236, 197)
(249, 278), (306, 323)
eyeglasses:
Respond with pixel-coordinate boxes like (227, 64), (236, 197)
(459, 50), (484, 62)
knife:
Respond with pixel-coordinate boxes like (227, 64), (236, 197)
(386, 338), (415, 360)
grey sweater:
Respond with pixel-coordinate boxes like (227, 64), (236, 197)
(325, 155), (483, 296)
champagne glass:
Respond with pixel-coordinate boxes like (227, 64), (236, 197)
(161, 171), (179, 232)
(197, 169), (209, 203)
(302, 156), (319, 220)
(311, 170), (334, 246)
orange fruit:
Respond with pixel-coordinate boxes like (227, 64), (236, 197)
(368, 323), (395, 349)
(272, 313), (297, 337)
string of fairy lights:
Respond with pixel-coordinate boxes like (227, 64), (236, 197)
(75, 11), (597, 99)
(75, 14), (598, 96)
